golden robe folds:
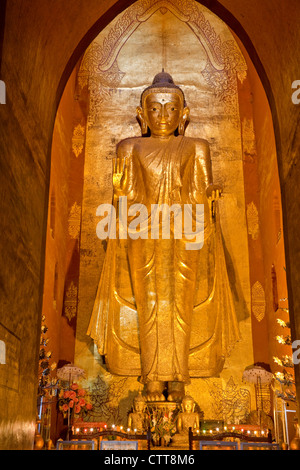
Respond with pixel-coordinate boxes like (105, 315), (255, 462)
(87, 133), (240, 384)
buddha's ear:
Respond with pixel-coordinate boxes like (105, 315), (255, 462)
(136, 106), (148, 134)
(178, 106), (190, 135)
(183, 106), (190, 121)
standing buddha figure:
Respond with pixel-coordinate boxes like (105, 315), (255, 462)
(87, 71), (240, 402)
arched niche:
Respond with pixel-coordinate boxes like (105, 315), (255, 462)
(44, 0), (290, 434)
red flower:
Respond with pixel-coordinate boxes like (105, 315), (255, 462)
(75, 404), (81, 414)
(71, 383), (79, 391)
(79, 398), (86, 407)
(63, 390), (70, 398)
(78, 389), (86, 397)
(69, 400), (74, 408)
(86, 403), (92, 411)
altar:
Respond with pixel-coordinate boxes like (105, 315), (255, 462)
(57, 420), (276, 451)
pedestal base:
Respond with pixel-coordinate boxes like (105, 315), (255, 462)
(146, 400), (179, 411)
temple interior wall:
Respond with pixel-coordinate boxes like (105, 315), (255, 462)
(0, 0), (299, 449)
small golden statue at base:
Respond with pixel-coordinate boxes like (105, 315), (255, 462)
(127, 392), (148, 433)
(172, 395), (200, 447)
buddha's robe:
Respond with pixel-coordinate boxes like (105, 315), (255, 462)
(87, 135), (240, 383)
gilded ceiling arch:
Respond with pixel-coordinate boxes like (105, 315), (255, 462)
(77, 0), (247, 127)
(56, 0), (275, 127)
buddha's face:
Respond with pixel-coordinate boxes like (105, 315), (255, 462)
(134, 401), (145, 413)
(139, 91), (189, 138)
(182, 399), (194, 413)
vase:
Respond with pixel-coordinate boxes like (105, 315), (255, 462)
(34, 419), (44, 450)
(290, 437), (300, 450)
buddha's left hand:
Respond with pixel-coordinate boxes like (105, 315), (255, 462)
(206, 183), (222, 201)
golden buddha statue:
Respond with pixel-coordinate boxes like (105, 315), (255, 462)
(173, 395), (200, 443)
(87, 71), (240, 402)
(127, 392), (148, 433)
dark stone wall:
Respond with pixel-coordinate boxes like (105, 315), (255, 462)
(0, 0), (130, 450)
(0, 98), (45, 449)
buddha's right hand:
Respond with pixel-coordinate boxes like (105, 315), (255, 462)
(112, 157), (128, 195)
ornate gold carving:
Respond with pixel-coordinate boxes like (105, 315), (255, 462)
(64, 282), (78, 322)
(72, 124), (85, 158)
(89, 376), (128, 423)
(251, 281), (266, 322)
(201, 43), (246, 114)
(78, 57), (126, 127)
(246, 201), (259, 240)
(242, 118), (257, 161)
(237, 70), (247, 84)
(209, 376), (251, 423)
(68, 202), (82, 240)
(77, 0), (247, 126)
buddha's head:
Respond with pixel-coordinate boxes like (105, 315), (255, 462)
(133, 391), (146, 413)
(137, 71), (190, 138)
(181, 395), (195, 413)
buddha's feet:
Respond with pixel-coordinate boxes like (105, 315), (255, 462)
(167, 381), (185, 402)
(146, 381), (166, 402)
